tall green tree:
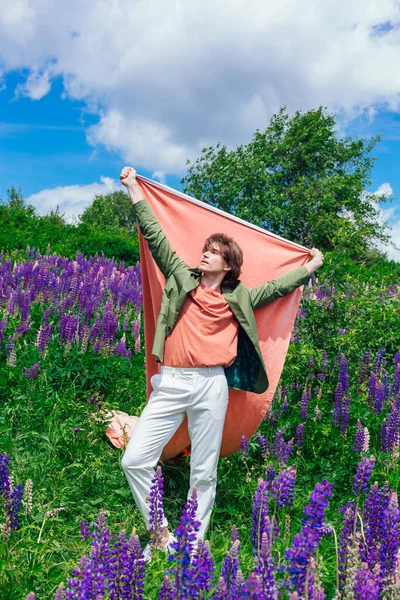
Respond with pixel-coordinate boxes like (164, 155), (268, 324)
(182, 107), (392, 257)
(80, 190), (137, 233)
(0, 186), (36, 217)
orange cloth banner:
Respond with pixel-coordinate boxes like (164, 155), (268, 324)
(136, 176), (310, 459)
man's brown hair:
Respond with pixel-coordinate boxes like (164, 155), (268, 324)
(202, 233), (243, 287)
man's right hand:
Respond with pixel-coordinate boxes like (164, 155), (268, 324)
(120, 166), (144, 205)
(120, 166), (137, 188)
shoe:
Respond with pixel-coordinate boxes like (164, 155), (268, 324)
(143, 533), (177, 563)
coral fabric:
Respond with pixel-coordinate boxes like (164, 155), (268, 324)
(136, 176), (310, 459)
(105, 410), (139, 449)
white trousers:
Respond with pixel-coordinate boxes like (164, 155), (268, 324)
(121, 365), (229, 541)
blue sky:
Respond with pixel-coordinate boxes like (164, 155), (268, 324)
(0, 71), (399, 202)
(1, 0), (400, 258)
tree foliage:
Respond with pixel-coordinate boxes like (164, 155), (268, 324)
(182, 107), (393, 258)
(0, 188), (139, 264)
(79, 190), (137, 233)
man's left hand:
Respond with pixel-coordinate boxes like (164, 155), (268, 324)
(308, 247), (324, 269)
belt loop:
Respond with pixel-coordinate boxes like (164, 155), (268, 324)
(172, 367), (175, 377)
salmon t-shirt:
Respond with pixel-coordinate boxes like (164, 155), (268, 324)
(163, 281), (239, 368)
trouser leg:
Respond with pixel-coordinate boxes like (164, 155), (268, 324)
(121, 370), (188, 530)
(186, 368), (229, 541)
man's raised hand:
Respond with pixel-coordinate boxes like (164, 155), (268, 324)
(120, 166), (137, 188)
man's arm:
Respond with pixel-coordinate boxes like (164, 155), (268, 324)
(120, 166), (187, 279)
(248, 251), (323, 310)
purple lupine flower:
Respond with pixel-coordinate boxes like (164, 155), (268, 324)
(108, 529), (139, 600)
(379, 492), (400, 585)
(240, 572), (263, 598)
(353, 420), (365, 453)
(54, 583), (65, 600)
(338, 329), (347, 335)
(148, 466), (165, 549)
(285, 525), (324, 596)
(338, 502), (357, 591)
(285, 479), (333, 595)
(37, 323), (53, 353)
(42, 306), (52, 326)
(387, 407), (400, 452)
(239, 436), (249, 459)
(357, 350), (371, 387)
(89, 318), (101, 343)
(0, 454), (11, 496)
(271, 466), (296, 509)
(254, 531), (277, 599)
(14, 321), (31, 337)
(281, 384), (289, 411)
(332, 381), (343, 429)
(213, 576), (228, 600)
(302, 479), (334, 531)
(90, 508), (111, 596)
(256, 433), (269, 460)
(367, 372), (377, 408)
(168, 487), (201, 597)
(354, 566), (380, 599)
(190, 540), (215, 596)
(380, 417), (391, 453)
(391, 363), (400, 399)
(159, 576), (175, 600)
(114, 336), (131, 359)
(251, 478), (270, 554)
(265, 465), (276, 486)
(0, 317), (7, 345)
(220, 527), (241, 598)
(25, 593), (36, 600)
(360, 482), (391, 570)
(339, 394), (351, 434)
(353, 456), (375, 495)
(373, 380), (385, 414)
(373, 348), (386, 376)
(300, 387), (311, 420)
(129, 533), (145, 600)
(273, 428), (294, 466)
(107, 535), (122, 599)
(80, 520), (89, 540)
(267, 409), (280, 430)
(295, 422), (306, 449)
(382, 372), (391, 403)
(8, 483), (24, 533)
(22, 362), (41, 379)
(132, 316), (141, 340)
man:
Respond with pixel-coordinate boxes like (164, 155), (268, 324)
(120, 165), (323, 554)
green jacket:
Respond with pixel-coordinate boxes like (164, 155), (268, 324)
(133, 199), (311, 394)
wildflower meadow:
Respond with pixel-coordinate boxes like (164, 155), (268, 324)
(0, 245), (399, 599)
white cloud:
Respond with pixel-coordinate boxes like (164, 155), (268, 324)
(15, 69), (52, 100)
(370, 182), (400, 261)
(375, 182), (394, 198)
(1, 0), (400, 174)
(26, 176), (121, 223)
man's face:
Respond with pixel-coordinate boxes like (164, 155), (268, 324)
(199, 242), (231, 276)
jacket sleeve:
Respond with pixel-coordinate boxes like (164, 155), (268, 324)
(247, 266), (311, 310)
(132, 199), (188, 278)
